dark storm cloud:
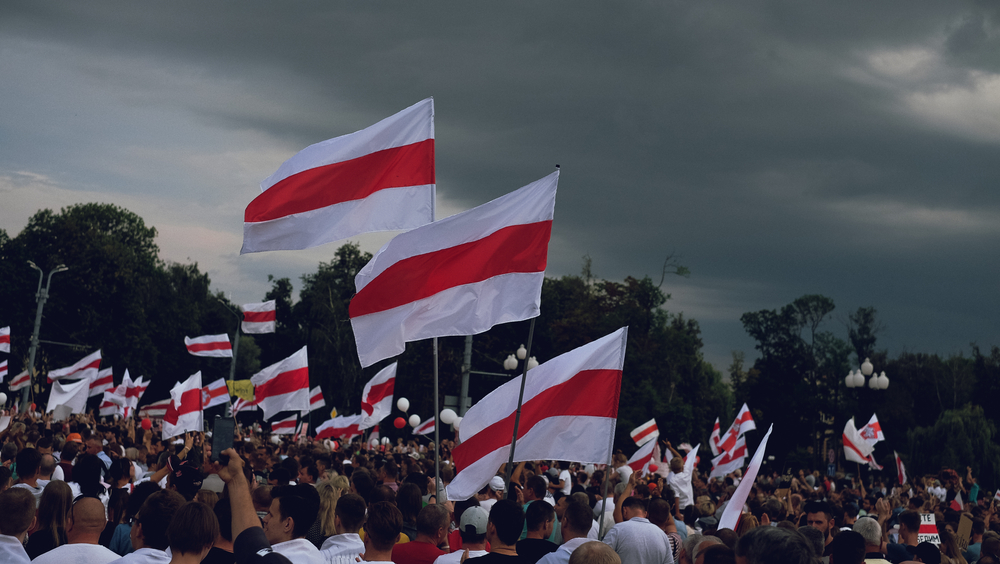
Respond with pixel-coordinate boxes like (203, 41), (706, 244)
(2, 0), (999, 371)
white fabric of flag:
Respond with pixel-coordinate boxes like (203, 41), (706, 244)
(242, 300), (277, 334)
(447, 327), (627, 501)
(358, 363), (396, 430)
(859, 413), (884, 446)
(163, 372), (204, 439)
(718, 425), (774, 531)
(843, 418), (875, 464)
(9, 370), (30, 391)
(629, 418), (659, 448)
(89, 367), (114, 398)
(47, 378), (91, 421)
(301, 386), (326, 416)
(626, 439), (657, 477)
(0, 360), (6, 381)
(185, 334), (233, 358)
(350, 171), (558, 368)
(48, 349), (102, 382)
(0, 326), (9, 353)
(709, 417), (722, 457)
(250, 346), (309, 419)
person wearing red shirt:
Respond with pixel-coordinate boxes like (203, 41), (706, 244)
(392, 504), (449, 564)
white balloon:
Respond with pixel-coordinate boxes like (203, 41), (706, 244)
(408, 414), (421, 428)
(440, 408), (457, 425)
(270, 435), (281, 444)
(381, 437), (390, 445)
(0, 392), (7, 405)
(452, 416), (462, 430)
(397, 397), (410, 412)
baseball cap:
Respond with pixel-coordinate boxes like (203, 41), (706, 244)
(66, 433), (83, 443)
(906, 542), (941, 564)
(168, 456), (204, 499)
(489, 476), (505, 492)
(460, 506), (489, 535)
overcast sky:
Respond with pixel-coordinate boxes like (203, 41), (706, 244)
(2, 1), (998, 374)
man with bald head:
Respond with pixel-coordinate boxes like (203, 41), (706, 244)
(569, 541), (622, 564)
(32, 496), (119, 563)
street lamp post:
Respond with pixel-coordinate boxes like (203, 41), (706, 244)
(25, 261), (69, 413)
(458, 338), (538, 416)
(217, 298), (242, 414)
(845, 357), (889, 390)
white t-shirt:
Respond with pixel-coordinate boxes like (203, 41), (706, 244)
(559, 470), (573, 496)
(108, 547), (171, 563)
(273, 538), (325, 564)
(32, 542), (120, 564)
(435, 549), (488, 564)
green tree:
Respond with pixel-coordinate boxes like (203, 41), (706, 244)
(906, 405), (1000, 488)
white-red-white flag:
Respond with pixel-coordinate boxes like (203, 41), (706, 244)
(0, 360), (7, 381)
(89, 367), (114, 398)
(859, 413), (884, 446)
(447, 327), (627, 501)
(718, 403), (756, 454)
(9, 370), (30, 391)
(630, 418), (659, 448)
(359, 363), (396, 429)
(242, 301), (277, 334)
(843, 417), (875, 464)
(125, 375), (147, 417)
(48, 350), (102, 383)
(710, 435), (747, 479)
(709, 417), (722, 457)
(185, 334), (233, 358)
(138, 398), (171, 420)
(233, 397), (259, 413)
(242, 98), (435, 254)
(301, 386), (326, 416)
(163, 372), (204, 439)
(413, 417), (436, 436)
(250, 346), (309, 419)
(718, 425), (774, 531)
(350, 171), (558, 368)
(99, 383), (127, 418)
(895, 451), (907, 485)
(202, 378), (229, 409)
(46, 378), (91, 421)
(0, 326), (9, 353)
(316, 413), (363, 442)
(271, 413), (297, 435)
(626, 439), (657, 477)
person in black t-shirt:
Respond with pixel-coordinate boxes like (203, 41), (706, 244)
(467, 500), (530, 564)
(517, 501), (558, 564)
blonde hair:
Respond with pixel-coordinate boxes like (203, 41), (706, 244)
(317, 475), (351, 536)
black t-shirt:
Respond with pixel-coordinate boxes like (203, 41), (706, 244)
(202, 546), (237, 564)
(467, 551), (533, 564)
(234, 527), (293, 564)
(516, 538), (558, 564)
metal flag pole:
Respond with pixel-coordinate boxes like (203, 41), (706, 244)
(502, 318), (536, 496)
(597, 421), (617, 540)
(433, 337), (442, 504)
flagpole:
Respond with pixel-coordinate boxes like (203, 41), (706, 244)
(503, 318), (536, 496)
(433, 337), (441, 504)
(597, 402), (616, 540)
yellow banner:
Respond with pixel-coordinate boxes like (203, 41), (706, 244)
(227, 379), (254, 401)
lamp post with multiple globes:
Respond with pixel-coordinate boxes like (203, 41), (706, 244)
(845, 357), (889, 390)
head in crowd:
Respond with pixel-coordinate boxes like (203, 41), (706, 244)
(563, 501), (594, 537)
(264, 483), (321, 543)
(36, 479), (73, 546)
(828, 530), (865, 564)
(214, 497), (233, 542)
(134, 489), (187, 550)
(459, 506), (489, 544)
(73, 454), (106, 497)
(316, 479), (345, 537)
(906, 542), (942, 564)
(797, 526), (825, 558)
(568, 541), (622, 564)
(0, 466), (13, 492)
(526, 499), (556, 535)
(898, 510), (921, 540)
(621, 496), (648, 520)
(371, 484), (396, 505)
(351, 469), (376, 504)
(525, 475), (547, 502)
(0, 488), (36, 541)
(67, 496), (107, 543)
(397, 482), (423, 524)
(734, 526), (816, 564)
(852, 516), (881, 548)
(126, 481), (162, 525)
(335, 493), (367, 534)
(415, 503), (451, 543)
(16, 447), (42, 481)
(488, 499), (526, 547)
(365, 501), (403, 553)
(804, 500), (835, 541)
(698, 544), (736, 564)
(168, 501), (220, 560)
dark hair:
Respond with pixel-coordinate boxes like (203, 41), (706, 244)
(622, 496), (648, 513)
(829, 530), (865, 564)
(351, 469), (375, 503)
(366, 501), (403, 551)
(137, 490), (187, 550)
(489, 499), (525, 545)
(803, 500), (832, 520)
(525, 475), (547, 499)
(335, 493), (367, 532)
(0, 488), (35, 535)
(168, 501), (219, 555)
(73, 454), (107, 498)
(127, 481), (162, 520)
(564, 501), (594, 535)
(272, 484), (320, 538)
(269, 468), (291, 484)
(370, 485), (396, 505)
(381, 459), (398, 479)
(735, 526), (816, 564)
(526, 500), (555, 531)
(898, 510), (920, 533)
(763, 498), (786, 522)
(15, 448), (42, 479)
(109, 458), (132, 484)
(396, 482), (423, 522)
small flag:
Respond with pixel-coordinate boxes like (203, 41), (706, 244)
(48, 350), (102, 383)
(843, 418), (875, 464)
(250, 346), (309, 419)
(138, 398), (171, 420)
(630, 418), (659, 448)
(626, 439), (657, 477)
(0, 326), (10, 353)
(89, 367), (114, 398)
(163, 372), (204, 439)
(202, 378), (229, 409)
(359, 363), (395, 430)
(895, 451), (907, 486)
(718, 403), (756, 453)
(0, 360), (7, 381)
(242, 301), (277, 334)
(709, 417), (722, 457)
(413, 417), (436, 436)
(859, 413), (884, 445)
(9, 370), (30, 391)
(233, 397), (259, 413)
(272, 414), (297, 435)
(185, 334), (233, 358)
(718, 425), (774, 531)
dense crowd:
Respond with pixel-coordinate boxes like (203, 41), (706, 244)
(0, 409), (996, 564)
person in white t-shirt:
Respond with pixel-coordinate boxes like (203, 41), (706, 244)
(32, 497), (119, 564)
(478, 476), (505, 513)
(558, 464), (573, 497)
(435, 506), (490, 564)
(320, 493), (366, 561)
(263, 484), (324, 564)
(109, 489), (186, 564)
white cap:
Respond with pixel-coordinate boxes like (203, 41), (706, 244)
(460, 506), (490, 535)
(489, 476), (506, 492)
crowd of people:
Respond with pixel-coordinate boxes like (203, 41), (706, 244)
(0, 408), (997, 564)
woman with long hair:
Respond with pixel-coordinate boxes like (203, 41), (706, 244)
(25, 481), (73, 559)
(99, 488), (129, 549)
(308, 475), (350, 548)
(940, 530), (968, 564)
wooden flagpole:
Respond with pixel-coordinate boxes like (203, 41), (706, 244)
(503, 318), (536, 497)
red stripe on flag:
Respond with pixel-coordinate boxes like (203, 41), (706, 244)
(350, 221), (552, 318)
(244, 310), (276, 323)
(255, 367), (309, 398)
(90, 375), (113, 388)
(188, 342), (232, 353)
(453, 369), (622, 471)
(362, 380), (395, 415)
(164, 388), (202, 425)
(0, 336), (9, 345)
(843, 434), (868, 460)
(245, 140), (435, 222)
(632, 425), (657, 443)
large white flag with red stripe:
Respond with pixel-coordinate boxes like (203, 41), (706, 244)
(46, 378), (91, 421)
(359, 363), (396, 430)
(709, 417), (722, 457)
(242, 301), (277, 334)
(626, 439), (657, 477)
(89, 367), (114, 398)
(350, 171), (558, 368)
(843, 417), (874, 464)
(447, 327), (627, 501)
(413, 417), (436, 436)
(48, 350), (102, 382)
(163, 372), (204, 439)
(301, 387), (326, 416)
(718, 403), (756, 453)
(316, 413), (363, 441)
(185, 334), (233, 358)
(271, 413), (297, 435)
(202, 378), (229, 409)
(630, 418), (659, 448)
(718, 425), (774, 531)
(0, 326), (9, 353)
(710, 435), (747, 478)
(99, 382), (127, 417)
(139, 398), (171, 420)
(9, 370), (30, 391)
(251, 346), (309, 419)
(859, 413), (884, 446)
(242, 98), (435, 254)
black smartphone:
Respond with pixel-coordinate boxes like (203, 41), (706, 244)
(211, 416), (236, 463)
